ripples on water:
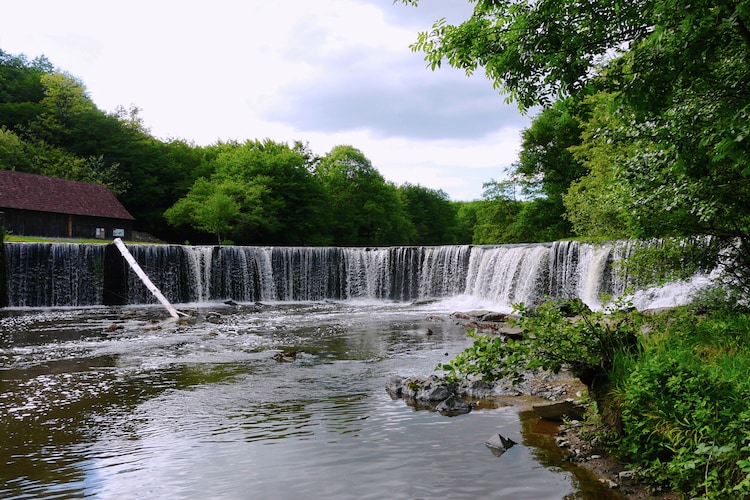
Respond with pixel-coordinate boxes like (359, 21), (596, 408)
(0, 301), (618, 499)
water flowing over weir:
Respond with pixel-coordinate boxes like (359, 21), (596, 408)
(2, 241), (646, 310)
(4, 243), (105, 307)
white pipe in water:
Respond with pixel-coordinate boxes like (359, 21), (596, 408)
(112, 238), (187, 318)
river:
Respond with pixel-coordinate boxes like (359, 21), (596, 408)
(0, 298), (622, 499)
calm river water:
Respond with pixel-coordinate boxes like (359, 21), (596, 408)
(0, 299), (620, 499)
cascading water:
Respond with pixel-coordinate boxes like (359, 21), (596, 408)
(2, 240), (702, 310)
(4, 242), (105, 307)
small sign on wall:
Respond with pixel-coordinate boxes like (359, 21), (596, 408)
(95, 228), (106, 239)
(113, 228), (125, 237)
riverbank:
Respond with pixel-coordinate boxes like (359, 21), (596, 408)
(3, 230), (164, 244)
(442, 302), (750, 497)
(557, 419), (679, 500)
(385, 361), (672, 498)
(494, 369), (679, 499)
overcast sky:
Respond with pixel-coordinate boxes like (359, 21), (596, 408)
(0, 0), (532, 201)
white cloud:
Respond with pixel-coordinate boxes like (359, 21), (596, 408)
(0, 0), (530, 200)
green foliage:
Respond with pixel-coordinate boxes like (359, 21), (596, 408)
(0, 47), (541, 246)
(403, 0), (750, 284)
(438, 297), (750, 496)
(452, 200), (481, 244)
(438, 298), (642, 395)
(515, 99), (586, 201)
(474, 98), (586, 243)
(610, 309), (750, 497)
(470, 180), (522, 244)
(563, 93), (637, 239)
(166, 139), (329, 245)
(502, 198), (572, 243)
(402, 0), (650, 111)
(317, 145), (413, 246)
(399, 183), (459, 244)
(164, 178), (241, 244)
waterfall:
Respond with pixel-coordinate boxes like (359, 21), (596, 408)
(2, 240), (697, 309)
(4, 243), (105, 307)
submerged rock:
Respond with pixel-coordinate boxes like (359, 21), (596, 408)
(532, 399), (587, 421)
(272, 350), (301, 362)
(484, 433), (517, 457)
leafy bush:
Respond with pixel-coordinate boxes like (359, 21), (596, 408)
(437, 298), (643, 398)
(612, 310), (750, 498)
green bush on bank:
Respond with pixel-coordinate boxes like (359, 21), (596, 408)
(611, 308), (750, 498)
(438, 298), (643, 398)
(437, 297), (750, 498)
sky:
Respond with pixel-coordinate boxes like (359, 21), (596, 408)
(0, 0), (532, 201)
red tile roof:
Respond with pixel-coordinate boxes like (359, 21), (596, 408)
(0, 170), (134, 220)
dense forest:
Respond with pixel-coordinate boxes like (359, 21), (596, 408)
(0, 48), (535, 247)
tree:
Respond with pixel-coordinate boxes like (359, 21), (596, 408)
(316, 145), (413, 246)
(403, 0), (750, 289)
(402, 0), (749, 113)
(399, 183), (459, 244)
(164, 178), (241, 244)
(563, 93), (638, 239)
(166, 139), (330, 245)
(471, 180), (522, 244)
(0, 127), (29, 170)
(33, 72), (96, 146)
(453, 201), (481, 244)
(0, 50), (48, 131)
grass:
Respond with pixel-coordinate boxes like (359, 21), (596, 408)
(4, 235), (150, 244)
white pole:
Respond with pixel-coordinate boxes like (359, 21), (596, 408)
(112, 238), (187, 318)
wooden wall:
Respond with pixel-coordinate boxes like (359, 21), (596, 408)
(1, 208), (132, 240)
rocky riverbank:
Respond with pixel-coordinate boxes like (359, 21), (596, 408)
(388, 309), (680, 499)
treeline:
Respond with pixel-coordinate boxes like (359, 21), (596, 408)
(1, 48), (553, 247)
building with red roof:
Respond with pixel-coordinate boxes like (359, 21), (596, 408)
(0, 170), (134, 240)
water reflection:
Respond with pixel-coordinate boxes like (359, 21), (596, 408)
(1, 301), (618, 499)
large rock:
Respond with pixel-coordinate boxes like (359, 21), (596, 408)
(385, 375), (407, 398)
(457, 379), (494, 399)
(409, 375), (454, 401)
(436, 396), (472, 416)
(386, 375), (456, 404)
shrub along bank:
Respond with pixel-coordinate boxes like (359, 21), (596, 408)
(438, 296), (750, 498)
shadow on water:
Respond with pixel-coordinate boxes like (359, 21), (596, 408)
(519, 410), (625, 499)
(1, 303), (624, 499)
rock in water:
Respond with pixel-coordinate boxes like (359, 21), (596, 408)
(484, 433), (517, 457)
(272, 350), (299, 362)
(436, 396), (472, 416)
(385, 375), (405, 398)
